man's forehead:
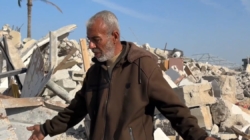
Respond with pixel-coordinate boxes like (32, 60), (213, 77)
(87, 18), (108, 37)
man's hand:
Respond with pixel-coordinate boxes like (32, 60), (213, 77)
(27, 125), (45, 140)
(205, 137), (217, 140)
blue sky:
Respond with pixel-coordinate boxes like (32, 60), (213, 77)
(1, 0), (250, 66)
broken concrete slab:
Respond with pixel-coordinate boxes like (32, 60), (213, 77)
(56, 78), (77, 91)
(217, 75), (237, 96)
(178, 78), (195, 87)
(165, 68), (181, 82)
(220, 100), (250, 130)
(20, 24), (77, 62)
(1, 97), (44, 109)
(162, 71), (177, 88)
(6, 106), (85, 140)
(173, 82), (216, 107)
(21, 48), (53, 97)
(51, 69), (71, 82)
(190, 106), (213, 130)
(0, 100), (18, 140)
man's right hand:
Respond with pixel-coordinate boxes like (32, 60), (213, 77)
(27, 125), (45, 140)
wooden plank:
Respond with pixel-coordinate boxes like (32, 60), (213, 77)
(49, 31), (58, 71)
(79, 39), (90, 71)
(53, 47), (77, 74)
(0, 97), (44, 109)
(0, 100), (18, 140)
(21, 48), (53, 97)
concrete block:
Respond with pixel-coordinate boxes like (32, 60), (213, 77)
(173, 82), (216, 107)
(165, 68), (181, 82)
(56, 78), (77, 91)
(162, 71), (177, 88)
(190, 106), (213, 130)
(51, 69), (70, 81)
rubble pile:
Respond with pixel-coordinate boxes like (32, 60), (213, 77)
(151, 57), (250, 139)
(1, 23), (250, 140)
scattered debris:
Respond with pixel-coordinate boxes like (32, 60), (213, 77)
(1, 23), (249, 140)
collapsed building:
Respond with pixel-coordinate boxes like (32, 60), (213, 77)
(0, 24), (250, 140)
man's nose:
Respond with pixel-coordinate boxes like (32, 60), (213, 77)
(88, 41), (96, 49)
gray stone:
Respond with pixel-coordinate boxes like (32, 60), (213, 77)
(210, 99), (229, 125)
(236, 93), (245, 100)
(243, 89), (250, 98)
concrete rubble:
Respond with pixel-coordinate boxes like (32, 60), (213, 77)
(1, 23), (250, 140)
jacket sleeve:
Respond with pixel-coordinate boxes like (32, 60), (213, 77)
(148, 66), (208, 140)
(42, 74), (89, 137)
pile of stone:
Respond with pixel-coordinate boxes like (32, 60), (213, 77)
(146, 51), (250, 139)
(1, 23), (250, 140)
(0, 24), (90, 140)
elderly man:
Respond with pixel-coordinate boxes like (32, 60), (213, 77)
(27, 10), (216, 140)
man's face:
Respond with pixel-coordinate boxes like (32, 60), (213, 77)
(87, 18), (115, 62)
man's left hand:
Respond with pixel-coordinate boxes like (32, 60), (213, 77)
(205, 137), (217, 140)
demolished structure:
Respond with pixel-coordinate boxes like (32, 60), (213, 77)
(0, 24), (250, 140)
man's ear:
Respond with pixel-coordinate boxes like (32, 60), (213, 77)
(112, 30), (119, 44)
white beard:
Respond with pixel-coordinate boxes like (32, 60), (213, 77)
(96, 40), (115, 62)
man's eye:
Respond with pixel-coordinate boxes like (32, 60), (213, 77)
(94, 38), (101, 42)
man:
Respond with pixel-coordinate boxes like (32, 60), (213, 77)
(27, 10), (216, 140)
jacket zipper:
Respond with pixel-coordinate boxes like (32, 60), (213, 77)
(103, 71), (112, 140)
(129, 127), (135, 140)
